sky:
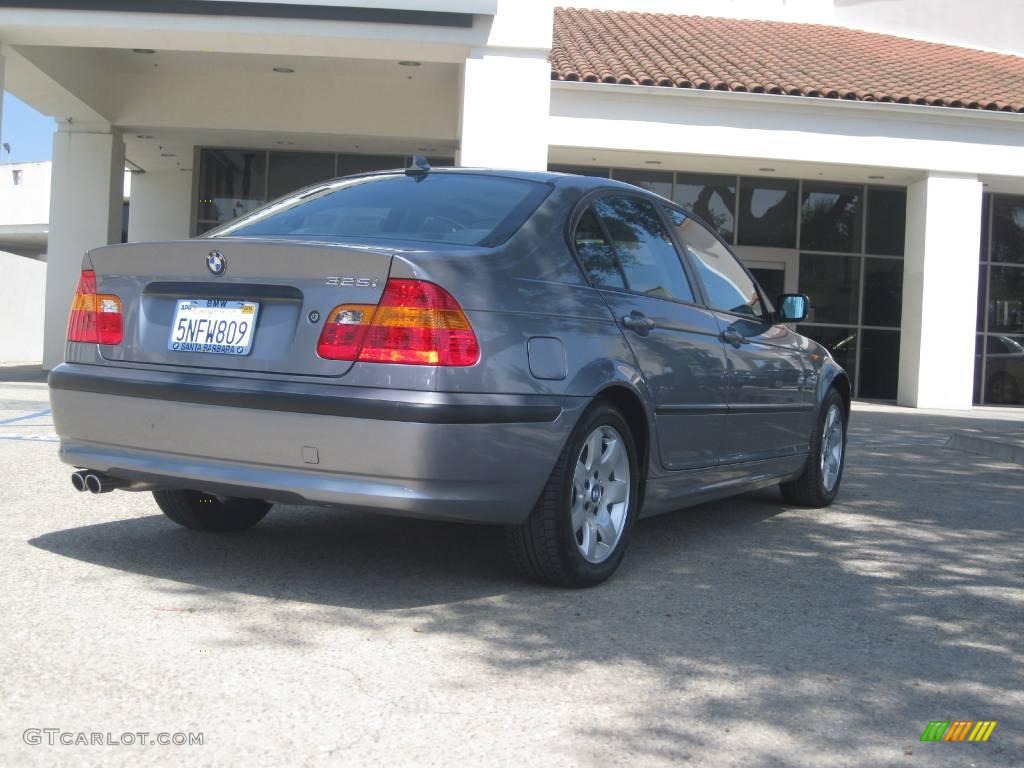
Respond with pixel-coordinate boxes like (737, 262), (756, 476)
(1, 91), (57, 164)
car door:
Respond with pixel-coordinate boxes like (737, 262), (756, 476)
(574, 193), (729, 470)
(662, 207), (816, 463)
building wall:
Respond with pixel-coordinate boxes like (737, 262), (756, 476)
(0, 161), (49, 227)
(0, 250), (45, 362)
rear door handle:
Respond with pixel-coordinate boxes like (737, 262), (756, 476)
(621, 313), (655, 334)
(721, 327), (747, 346)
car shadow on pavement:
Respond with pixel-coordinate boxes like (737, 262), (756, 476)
(28, 490), (784, 611)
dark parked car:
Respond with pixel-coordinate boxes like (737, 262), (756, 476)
(49, 164), (850, 587)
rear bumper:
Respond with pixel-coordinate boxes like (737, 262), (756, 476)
(49, 363), (586, 525)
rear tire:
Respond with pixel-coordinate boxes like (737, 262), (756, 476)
(153, 489), (271, 532)
(506, 402), (640, 588)
(780, 389), (847, 508)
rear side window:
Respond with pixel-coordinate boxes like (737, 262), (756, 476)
(212, 173), (551, 247)
(576, 195), (695, 302)
(666, 208), (765, 318)
(574, 208), (624, 289)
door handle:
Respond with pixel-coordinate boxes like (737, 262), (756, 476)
(721, 327), (747, 346)
(621, 313), (655, 334)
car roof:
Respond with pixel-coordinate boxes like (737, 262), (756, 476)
(337, 166), (644, 191)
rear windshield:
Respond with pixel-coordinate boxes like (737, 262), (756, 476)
(210, 172), (551, 247)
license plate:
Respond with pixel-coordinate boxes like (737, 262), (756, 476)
(168, 299), (260, 355)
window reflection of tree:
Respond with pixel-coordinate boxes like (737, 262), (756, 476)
(802, 191), (860, 252)
(740, 184), (796, 245)
(690, 182), (736, 241)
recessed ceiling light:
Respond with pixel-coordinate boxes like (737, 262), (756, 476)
(868, 175), (885, 180)
(398, 61), (421, 67)
(132, 48), (156, 55)
(272, 67), (295, 74)
(759, 167), (776, 172)
(644, 160), (662, 165)
(160, 153), (176, 158)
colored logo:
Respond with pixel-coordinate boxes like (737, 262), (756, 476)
(920, 721), (997, 742)
(206, 250), (227, 276)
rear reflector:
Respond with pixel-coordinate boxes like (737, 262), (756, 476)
(317, 279), (479, 366)
(67, 269), (123, 345)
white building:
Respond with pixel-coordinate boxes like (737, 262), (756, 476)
(0, 0), (1022, 408)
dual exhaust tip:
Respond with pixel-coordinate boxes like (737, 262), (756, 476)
(71, 470), (122, 494)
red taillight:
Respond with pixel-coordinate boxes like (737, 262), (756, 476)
(317, 279), (479, 366)
(67, 269), (122, 345)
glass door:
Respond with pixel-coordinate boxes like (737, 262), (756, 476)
(734, 246), (799, 306)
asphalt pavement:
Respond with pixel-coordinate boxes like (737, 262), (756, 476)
(1, 365), (1022, 767)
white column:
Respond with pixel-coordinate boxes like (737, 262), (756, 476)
(897, 173), (983, 409)
(43, 126), (125, 369)
(0, 52), (5, 150)
(457, 0), (553, 171)
(127, 167), (194, 243)
(458, 52), (551, 171)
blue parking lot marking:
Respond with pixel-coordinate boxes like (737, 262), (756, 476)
(0, 409), (51, 426)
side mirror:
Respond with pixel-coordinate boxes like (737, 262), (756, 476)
(776, 293), (809, 323)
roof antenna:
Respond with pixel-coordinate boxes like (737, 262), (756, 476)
(405, 154), (431, 178)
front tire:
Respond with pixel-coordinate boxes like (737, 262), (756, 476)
(153, 489), (271, 532)
(506, 402), (640, 588)
(780, 389), (847, 507)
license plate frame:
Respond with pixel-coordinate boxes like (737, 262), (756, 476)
(167, 298), (260, 356)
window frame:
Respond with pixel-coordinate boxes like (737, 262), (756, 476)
(660, 202), (774, 324)
(566, 188), (706, 310)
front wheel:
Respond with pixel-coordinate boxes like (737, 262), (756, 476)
(780, 389), (847, 507)
(506, 402), (640, 588)
(153, 489), (271, 532)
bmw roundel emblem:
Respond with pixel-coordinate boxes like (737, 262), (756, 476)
(207, 250), (226, 276)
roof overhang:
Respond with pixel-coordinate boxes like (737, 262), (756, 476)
(549, 81), (1024, 192)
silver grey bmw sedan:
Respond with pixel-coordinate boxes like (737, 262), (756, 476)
(49, 164), (850, 587)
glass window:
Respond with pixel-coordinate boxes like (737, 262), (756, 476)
(862, 258), (902, 328)
(666, 208), (764, 317)
(992, 196), (1024, 264)
(267, 152), (335, 200)
(197, 149), (266, 223)
(980, 193), (991, 261)
(866, 188), (907, 257)
(612, 169), (673, 199)
(797, 325), (858, 388)
(335, 154), (405, 177)
(214, 173), (551, 247)
(983, 333), (1024, 404)
(798, 253), (860, 325)
(574, 207), (623, 290)
(549, 165), (611, 178)
(590, 196), (695, 302)
(858, 329), (900, 399)
(978, 265), (988, 331)
(738, 178), (798, 247)
(674, 173), (736, 243)
(987, 265), (1024, 333)
(801, 182), (863, 253)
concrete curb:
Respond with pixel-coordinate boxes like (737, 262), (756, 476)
(945, 431), (1024, 466)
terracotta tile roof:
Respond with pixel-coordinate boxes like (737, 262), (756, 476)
(551, 7), (1024, 113)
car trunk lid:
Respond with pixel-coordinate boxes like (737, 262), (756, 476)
(90, 238), (393, 377)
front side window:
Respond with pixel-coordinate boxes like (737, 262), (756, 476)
(581, 195), (695, 302)
(212, 173), (551, 247)
(666, 208), (765, 318)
